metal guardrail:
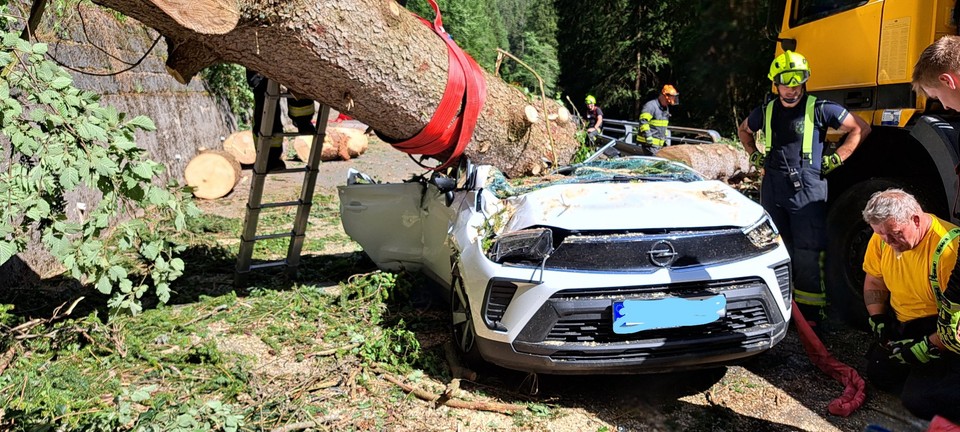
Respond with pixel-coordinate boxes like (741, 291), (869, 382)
(582, 119), (723, 162)
(599, 118), (722, 146)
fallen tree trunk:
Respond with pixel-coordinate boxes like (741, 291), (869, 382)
(656, 144), (750, 181)
(87, 0), (577, 177)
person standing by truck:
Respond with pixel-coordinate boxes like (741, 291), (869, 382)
(737, 50), (870, 329)
(638, 85), (680, 155)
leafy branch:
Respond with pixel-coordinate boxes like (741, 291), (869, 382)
(0, 8), (199, 315)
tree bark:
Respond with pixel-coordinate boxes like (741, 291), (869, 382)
(88, 0), (577, 177)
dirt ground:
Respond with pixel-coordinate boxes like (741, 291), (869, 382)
(197, 127), (932, 432)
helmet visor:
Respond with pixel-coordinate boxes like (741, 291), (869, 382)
(774, 70), (810, 87)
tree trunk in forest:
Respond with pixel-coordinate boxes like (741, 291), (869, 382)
(88, 0), (578, 178)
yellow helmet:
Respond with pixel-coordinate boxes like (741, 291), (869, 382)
(585, 95), (597, 104)
(768, 50), (811, 87)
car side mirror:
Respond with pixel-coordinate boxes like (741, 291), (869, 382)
(430, 175), (457, 206)
(431, 175), (456, 192)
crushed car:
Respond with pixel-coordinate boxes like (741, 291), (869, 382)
(338, 156), (792, 374)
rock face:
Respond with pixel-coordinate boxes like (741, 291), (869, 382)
(2, 3), (234, 286)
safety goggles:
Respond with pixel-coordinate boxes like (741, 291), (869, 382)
(773, 70), (810, 87)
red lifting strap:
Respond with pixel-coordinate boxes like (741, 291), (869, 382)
(792, 301), (866, 417)
(390, 0), (486, 170)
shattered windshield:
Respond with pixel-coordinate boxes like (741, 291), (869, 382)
(487, 157), (703, 199)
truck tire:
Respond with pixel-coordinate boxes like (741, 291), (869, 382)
(824, 177), (935, 328)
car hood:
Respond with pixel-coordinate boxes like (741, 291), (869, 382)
(500, 180), (763, 232)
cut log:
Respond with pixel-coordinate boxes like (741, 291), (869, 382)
(656, 144), (750, 181)
(293, 127), (369, 162)
(222, 130), (256, 165)
(184, 150), (241, 199)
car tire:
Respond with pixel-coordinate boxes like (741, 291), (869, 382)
(825, 177), (933, 328)
(450, 267), (484, 366)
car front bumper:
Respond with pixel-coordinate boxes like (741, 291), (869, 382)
(475, 279), (789, 374)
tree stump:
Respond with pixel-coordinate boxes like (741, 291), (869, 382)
(184, 150), (241, 199)
(293, 127), (369, 162)
(222, 130), (256, 165)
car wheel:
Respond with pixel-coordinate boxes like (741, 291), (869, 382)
(825, 177), (934, 328)
(450, 268), (482, 364)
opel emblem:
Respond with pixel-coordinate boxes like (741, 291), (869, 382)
(648, 240), (678, 267)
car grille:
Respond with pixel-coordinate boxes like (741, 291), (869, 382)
(546, 300), (767, 343)
(513, 277), (784, 361)
(539, 228), (771, 271)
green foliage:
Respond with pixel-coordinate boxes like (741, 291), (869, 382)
(670, 0), (774, 134)
(556, 0), (680, 119)
(200, 63), (254, 130)
(0, 9), (199, 314)
(407, 0), (561, 96)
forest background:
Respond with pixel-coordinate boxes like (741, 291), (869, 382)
(405, 0), (785, 136)
(205, 0), (787, 138)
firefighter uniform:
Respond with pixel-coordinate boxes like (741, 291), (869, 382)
(745, 93), (849, 323)
(638, 85), (679, 155)
(245, 69), (317, 170)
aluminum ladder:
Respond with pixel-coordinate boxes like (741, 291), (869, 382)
(235, 79), (330, 282)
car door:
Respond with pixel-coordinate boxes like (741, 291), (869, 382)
(338, 179), (425, 271)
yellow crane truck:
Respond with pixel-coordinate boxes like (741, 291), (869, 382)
(775, 0), (959, 322)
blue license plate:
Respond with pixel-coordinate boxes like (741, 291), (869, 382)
(612, 295), (726, 334)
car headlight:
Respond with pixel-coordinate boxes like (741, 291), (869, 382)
(488, 228), (554, 264)
(744, 215), (779, 250)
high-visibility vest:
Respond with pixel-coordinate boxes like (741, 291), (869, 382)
(760, 96), (817, 162)
(930, 228), (960, 353)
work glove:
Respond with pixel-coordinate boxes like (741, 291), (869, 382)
(888, 336), (940, 365)
(749, 151), (766, 171)
(821, 153), (843, 175)
(868, 313), (895, 346)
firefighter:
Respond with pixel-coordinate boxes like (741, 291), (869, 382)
(737, 50), (870, 329)
(638, 84), (679, 156)
(584, 94), (603, 146)
(860, 189), (960, 424)
(245, 68), (317, 171)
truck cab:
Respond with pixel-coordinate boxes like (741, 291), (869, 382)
(776, 0), (960, 323)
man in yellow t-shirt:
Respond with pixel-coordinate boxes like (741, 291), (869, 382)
(861, 188), (960, 423)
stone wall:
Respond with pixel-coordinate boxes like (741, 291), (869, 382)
(1, 3), (235, 286)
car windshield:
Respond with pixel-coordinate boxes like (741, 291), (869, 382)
(487, 158), (703, 199)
